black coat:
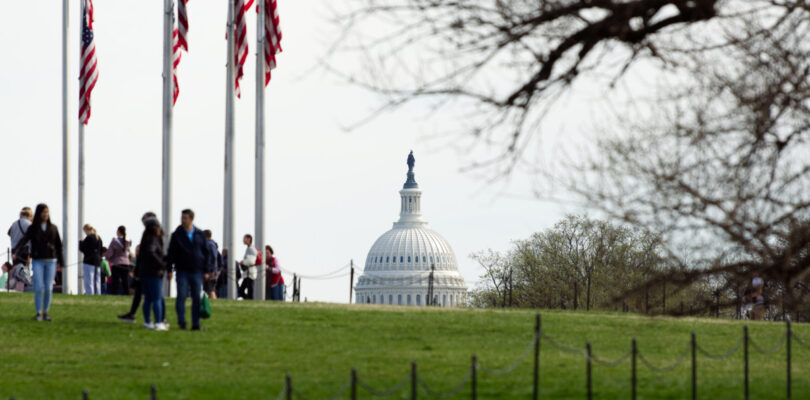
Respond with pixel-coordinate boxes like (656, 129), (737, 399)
(166, 226), (210, 273)
(136, 235), (167, 278)
(13, 223), (64, 266)
(79, 235), (103, 266)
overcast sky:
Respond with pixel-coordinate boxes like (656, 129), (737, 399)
(0, 1), (593, 302)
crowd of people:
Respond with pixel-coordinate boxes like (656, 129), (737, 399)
(3, 205), (286, 331)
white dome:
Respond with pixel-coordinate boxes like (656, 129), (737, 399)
(355, 152), (467, 307)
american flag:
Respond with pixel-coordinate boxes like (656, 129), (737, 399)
(79, 0), (98, 125)
(261, 0), (282, 85)
(233, 0), (253, 98)
(173, 1), (189, 105)
(172, 28), (182, 105)
(177, 0), (189, 52)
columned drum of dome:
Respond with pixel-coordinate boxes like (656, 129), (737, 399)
(355, 152), (467, 306)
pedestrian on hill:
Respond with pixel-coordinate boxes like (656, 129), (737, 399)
(7, 247), (32, 292)
(203, 230), (222, 299)
(166, 209), (210, 330)
(100, 248), (110, 294)
(216, 248), (229, 299)
(750, 272), (766, 320)
(138, 217), (169, 331)
(13, 203), (63, 321)
(238, 234), (259, 300)
(265, 245), (284, 301)
(118, 212), (168, 324)
(79, 224), (103, 295)
(7, 207), (32, 251)
(106, 226), (132, 295)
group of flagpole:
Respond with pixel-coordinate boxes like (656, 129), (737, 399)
(60, 0), (274, 299)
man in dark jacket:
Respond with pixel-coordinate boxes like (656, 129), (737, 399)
(203, 230), (222, 299)
(166, 209), (210, 330)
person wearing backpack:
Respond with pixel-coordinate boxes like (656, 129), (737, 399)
(7, 207), (32, 251)
(79, 224), (103, 295)
(166, 209), (210, 330)
(106, 226), (132, 295)
(12, 204), (64, 321)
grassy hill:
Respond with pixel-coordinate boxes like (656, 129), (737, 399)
(1, 293), (808, 399)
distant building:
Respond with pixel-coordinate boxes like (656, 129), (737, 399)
(355, 152), (467, 306)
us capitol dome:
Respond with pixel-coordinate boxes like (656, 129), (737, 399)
(355, 152), (467, 306)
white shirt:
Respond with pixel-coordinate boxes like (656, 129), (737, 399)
(242, 246), (258, 280)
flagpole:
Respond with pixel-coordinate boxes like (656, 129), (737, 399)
(224, 0), (237, 300)
(254, 0), (266, 301)
(76, 0), (85, 296)
(62, 0), (71, 295)
(162, 0), (174, 298)
(77, 120), (85, 295)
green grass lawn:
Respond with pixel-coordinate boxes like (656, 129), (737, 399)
(1, 293), (809, 399)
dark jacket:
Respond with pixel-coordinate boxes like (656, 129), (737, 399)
(136, 235), (167, 278)
(205, 239), (221, 274)
(13, 223), (64, 266)
(79, 234), (103, 266)
(166, 225), (210, 273)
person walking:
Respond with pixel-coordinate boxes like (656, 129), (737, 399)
(106, 226), (132, 295)
(7, 207), (33, 251)
(78, 224), (103, 295)
(238, 234), (259, 300)
(166, 209), (210, 330)
(137, 217), (169, 331)
(118, 212), (168, 324)
(265, 245), (285, 301)
(12, 204), (64, 321)
(203, 230), (222, 299)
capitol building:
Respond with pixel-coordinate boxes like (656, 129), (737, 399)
(355, 152), (467, 306)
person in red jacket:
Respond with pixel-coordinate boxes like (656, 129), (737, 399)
(265, 245), (285, 301)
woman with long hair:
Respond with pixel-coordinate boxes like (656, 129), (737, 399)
(13, 204), (63, 321)
(79, 224), (103, 295)
(106, 226), (131, 295)
(137, 219), (168, 330)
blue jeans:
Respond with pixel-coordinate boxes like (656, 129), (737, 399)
(175, 270), (202, 327)
(271, 284), (285, 301)
(32, 259), (57, 313)
(142, 277), (163, 324)
(83, 264), (100, 295)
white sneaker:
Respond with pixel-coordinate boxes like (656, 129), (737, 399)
(154, 322), (169, 331)
(143, 323), (156, 330)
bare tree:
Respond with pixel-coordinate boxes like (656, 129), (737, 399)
(575, 13), (810, 318)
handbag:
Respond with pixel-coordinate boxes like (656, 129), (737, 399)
(200, 292), (212, 319)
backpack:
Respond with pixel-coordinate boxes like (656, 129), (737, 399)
(13, 263), (32, 286)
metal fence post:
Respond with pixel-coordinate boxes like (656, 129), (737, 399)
(82, 390), (89, 400)
(691, 332), (697, 400)
(744, 325), (749, 400)
(286, 374), (293, 400)
(150, 384), (157, 400)
(631, 338), (637, 400)
(472, 355), (478, 400)
(586, 342), (593, 400)
(411, 361), (418, 400)
(534, 313), (541, 400)
(351, 368), (358, 400)
(787, 320), (792, 399)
